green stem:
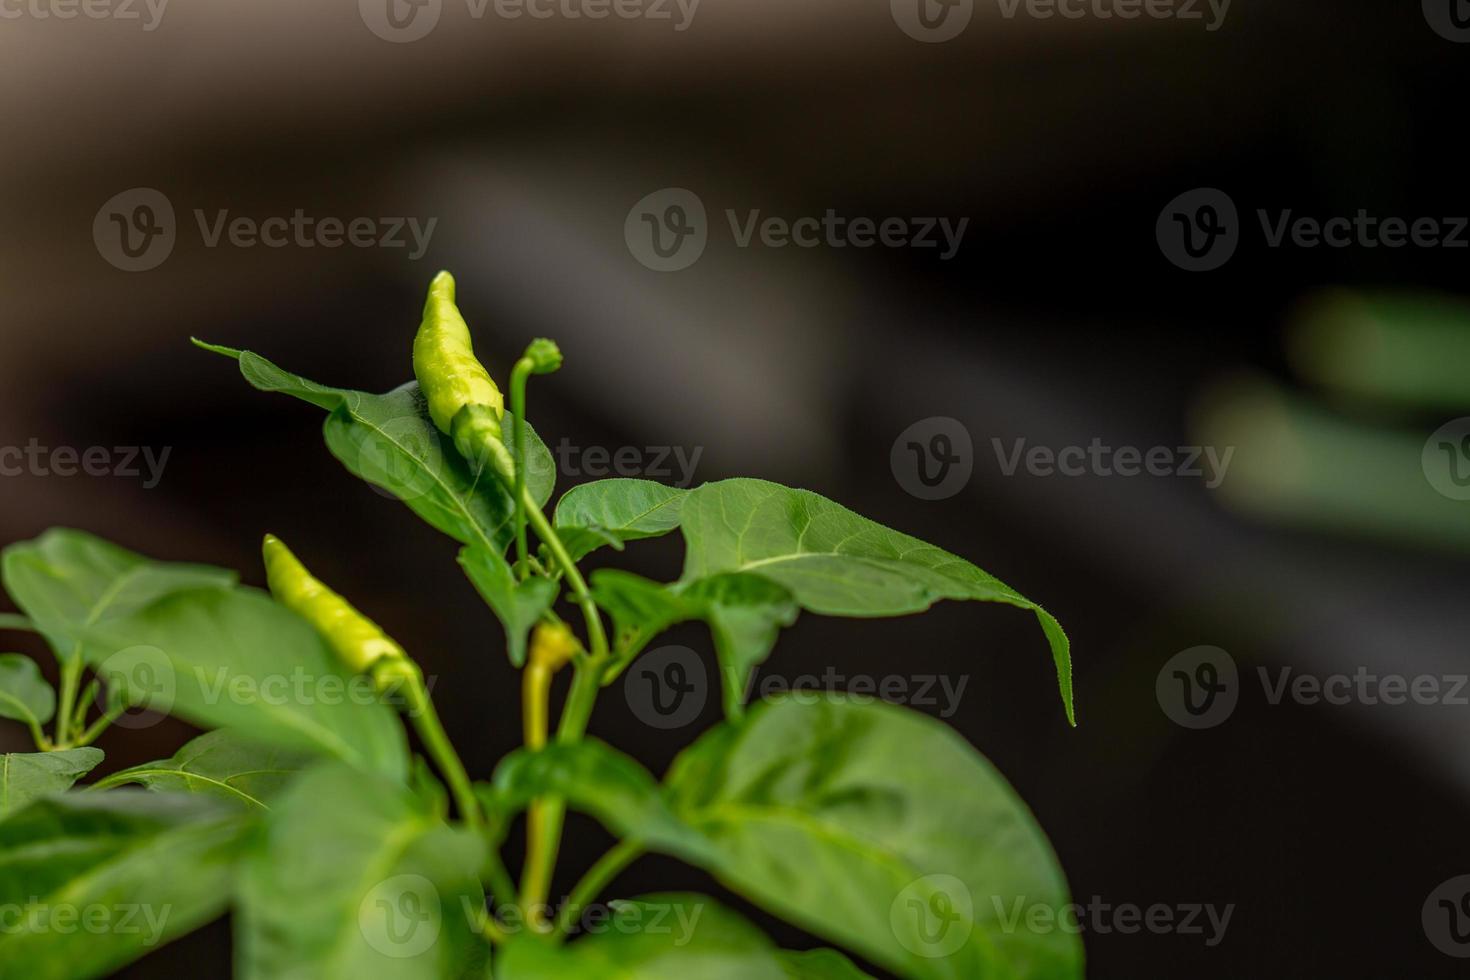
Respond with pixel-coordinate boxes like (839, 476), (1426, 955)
(510, 358), (535, 576)
(74, 704), (123, 747)
(516, 490), (612, 927)
(72, 678), (100, 733)
(25, 719), (50, 752)
(403, 678), (482, 831)
(554, 840), (643, 939)
(54, 658), (81, 747)
(400, 673), (521, 911)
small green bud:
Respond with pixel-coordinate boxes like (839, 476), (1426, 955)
(523, 338), (563, 375)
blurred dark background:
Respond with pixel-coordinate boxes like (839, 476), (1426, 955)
(3, 0), (1470, 976)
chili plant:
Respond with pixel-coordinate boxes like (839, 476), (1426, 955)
(0, 272), (1081, 979)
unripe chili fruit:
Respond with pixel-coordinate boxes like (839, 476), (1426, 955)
(262, 534), (407, 674)
(413, 271), (504, 435)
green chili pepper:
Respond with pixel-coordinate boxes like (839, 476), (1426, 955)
(413, 271), (517, 481)
(262, 534), (407, 675)
(413, 271), (504, 433)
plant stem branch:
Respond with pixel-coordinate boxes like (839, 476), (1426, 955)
(516, 490), (613, 929)
(554, 840), (643, 939)
(510, 358), (534, 576)
(54, 657), (81, 747)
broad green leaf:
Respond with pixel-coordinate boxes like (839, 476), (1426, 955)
(0, 747), (103, 816)
(553, 479), (689, 561)
(490, 740), (706, 859)
(0, 791), (249, 979)
(91, 729), (313, 809)
(677, 479), (1074, 723)
(0, 653), (55, 727)
(780, 948), (876, 979)
(590, 570), (798, 715)
(80, 585), (408, 782)
(237, 763), (488, 980)
(458, 546), (559, 667)
(503, 701), (1081, 980)
(1, 528), (236, 665)
(664, 697), (1082, 980)
(496, 893), (788, 979)
(196, 342), (554, 554)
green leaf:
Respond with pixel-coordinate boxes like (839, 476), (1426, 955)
(779, 948), (876, 979)
(553, 479), (689, 561)
(490, 740), (705, 860)
(92, 729), (313, 809)
(664, 697), (1082, 980)
(0, 791), (249, 979)
(0, 653), (55, 727)
(458, 546), (559, 667)
(0, 747), (104, 816)
(677, 479), (1074, 724)
(1, 528), (236, 664)
(496, 893), (790, 979)
(80, 585), (408, 782)
(237, 763), (488, 980)
(590, 570), (798, 715)
(502, 701), (1081, 980)
(196, 343), (554, 554)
